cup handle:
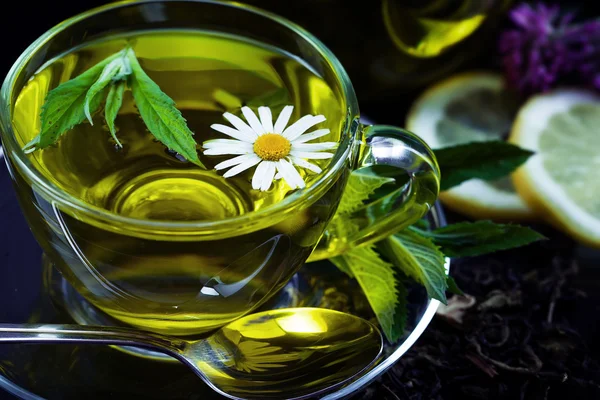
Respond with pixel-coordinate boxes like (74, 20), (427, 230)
(308, 124), (440, 262)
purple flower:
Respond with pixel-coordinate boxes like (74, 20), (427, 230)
(499, 2), (600, 95)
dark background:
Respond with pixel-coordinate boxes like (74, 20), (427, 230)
(0, 0), (598, 116)
(0, 1), (599, 399)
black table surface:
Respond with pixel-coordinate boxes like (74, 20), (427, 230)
(1, 1), (599, 399)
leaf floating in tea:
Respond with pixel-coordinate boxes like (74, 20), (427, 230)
(23, 46), (206, 168)
(84, 52), (130, 125)
(23, 51), (124, 153)
(126, 48), (205, 168)
(105, 80), (126, 148)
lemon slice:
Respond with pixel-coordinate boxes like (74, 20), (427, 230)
(510, 89), (600, 247)
(406, 71), (536, 220)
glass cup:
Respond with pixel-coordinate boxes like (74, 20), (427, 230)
(0, 0), (440, 336)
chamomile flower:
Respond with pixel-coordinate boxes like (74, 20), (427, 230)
(203, 105), (336, 191)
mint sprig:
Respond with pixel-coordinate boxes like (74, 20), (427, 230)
(23, 51), (123, 153)
(335, 168), (395, 215)
(126, 49), (204, 167)
(378, 230), (448, 303)
(105, 81), (126, 147)
(411, 220), (546, 258)
(434, 141), (533, 190)
(331, 245), (408, 343)
(24, 47), (205, 168)
(329, 140), (545, 343)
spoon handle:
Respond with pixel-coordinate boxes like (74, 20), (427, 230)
(0, 323), (182, 355)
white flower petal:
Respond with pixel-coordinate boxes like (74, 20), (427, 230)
(260, 162), (277, 191)
(282, 115), (326, 141)
(277, 159), (305, 189)
(203, 142), (253, 151)
(203, 138), (247, 148)
(214, 154), (257, 171)
(258, 106), (274, 133)
(203, 146), (253, 156)
(274, 172), (283, 179)
(223, 112), (259, 140)
(241, 106), (266, 135)
(252, 161), (268, 190)
(252, 161), (276, 191)
(223, 155), (262, 178)
(290, 156), (322, 174)
(291, 142), (338, 151)
(289, 150), (334, 159)
(273, 105), (294, 133)
(292, 129), (331, 144)
(211, 123), (255, 142)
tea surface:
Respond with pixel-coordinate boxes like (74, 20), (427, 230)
(10, 30), (347, 334)
(13, 29), (345, 221)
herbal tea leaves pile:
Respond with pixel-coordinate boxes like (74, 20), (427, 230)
(329, 141), (545, 343)
(23, 46), (206, 168)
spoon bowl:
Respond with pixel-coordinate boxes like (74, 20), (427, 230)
(0, 308), (382, 400)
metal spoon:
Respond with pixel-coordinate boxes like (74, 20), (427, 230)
(0, 307), (382, 399)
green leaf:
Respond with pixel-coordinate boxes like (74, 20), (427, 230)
(105, 80), (126, 148)
(329, 252), (355, 278)
(23, 51), (123, 152)
(336, 168), (394, 215)
(434, 141), (534, 190)
(413, 218), (432, 231)
(379, 230), (448, 304)
(331, 245), (407, 343)
(126, 48), (205, 168)
(84, 55), (128, 125)
(413, 220), (546, 258)
(324, 167), (395, 254)
(446, 276), (464, 295)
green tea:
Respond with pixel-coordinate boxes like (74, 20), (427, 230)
(14, 30), (344, 218)
(11, 30), (347, 335)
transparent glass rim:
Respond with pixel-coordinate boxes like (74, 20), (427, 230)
(0, 0), (359, 234)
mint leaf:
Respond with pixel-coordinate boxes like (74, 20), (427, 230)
(329, 252), (355, 278)
(446, 276), (464, 295)
(413, 220), (546, 257)
(379, 230), (448, 304)
(84, 53), (129, 125)
(331, 245), (407, 343)
(23, 51), (123, 152)
(412, 218), (432, 231)
(336, 168), (394, 215)
(24, 46), (206, 167)
(126, 48), (205, 168)
(324, 167), (395, 254)
(434, 141), (534, 190)
(105, 80), (126, 148)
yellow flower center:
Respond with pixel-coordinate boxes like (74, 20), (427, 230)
(253, 133), (291, 161)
